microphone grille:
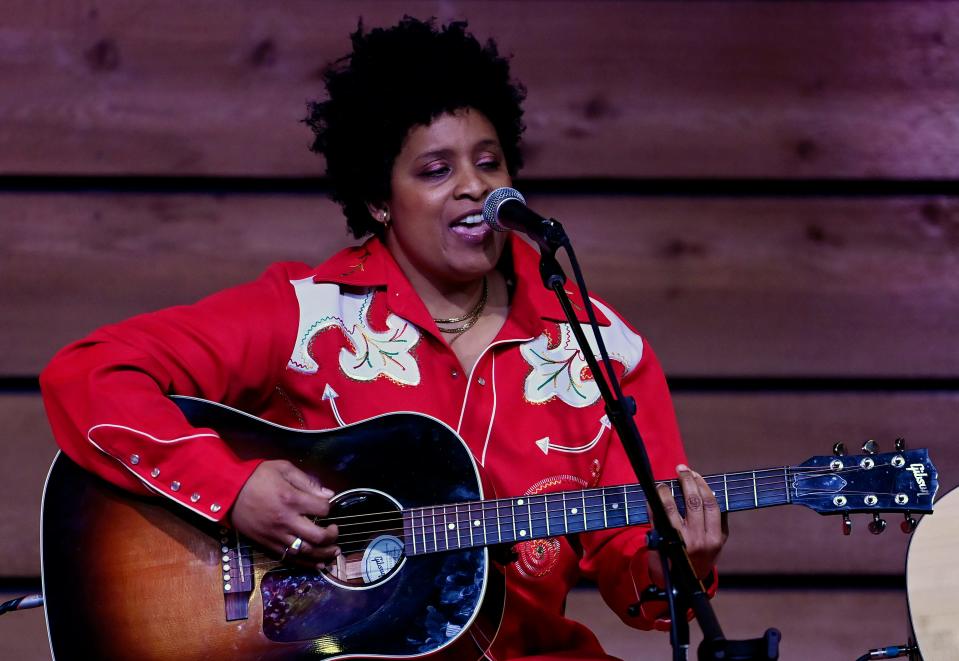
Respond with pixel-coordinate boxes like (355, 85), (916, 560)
(483, 187), (526, 231)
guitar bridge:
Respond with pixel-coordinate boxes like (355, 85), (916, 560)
(220, 527), (253, 621)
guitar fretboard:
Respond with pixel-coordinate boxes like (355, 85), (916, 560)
(401, 468), (793, 556)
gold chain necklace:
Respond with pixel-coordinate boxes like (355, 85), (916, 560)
(432, 277), (488, 334)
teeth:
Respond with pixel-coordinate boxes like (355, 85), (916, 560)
(458, 214), (483, 226)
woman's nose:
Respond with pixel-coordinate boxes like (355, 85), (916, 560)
(453, 166), (490, 201)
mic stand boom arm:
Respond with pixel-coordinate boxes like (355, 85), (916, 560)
(531, 217), (779, 661)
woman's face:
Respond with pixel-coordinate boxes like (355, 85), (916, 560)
(380, 108), (512, 289)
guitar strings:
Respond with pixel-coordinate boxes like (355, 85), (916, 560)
(312, 462), (903, 528)
(239, 488), (910, 571)
(331, 486), (906, 547)
(222, 469), (917, 567)
(227, 464), (914, 553)
(306, 464), (908, 534)
(236, 478), (912, 556)
(237, 473), (913, 572)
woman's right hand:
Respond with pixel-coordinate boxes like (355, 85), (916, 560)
(230, 460), (340, 569)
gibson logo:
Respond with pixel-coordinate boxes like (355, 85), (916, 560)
(908, 463), (930, 495)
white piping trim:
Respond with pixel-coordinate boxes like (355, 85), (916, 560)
(454, 366), (476, 436)
(456, 337), (532, 435)
(322, 383), (346, 427)
(479, 353), (497, 467)
(86, 423), (222, 521)
(85, 435), (219, 522)
(87, 423), (219, 445)
(534, 415), (611, 455)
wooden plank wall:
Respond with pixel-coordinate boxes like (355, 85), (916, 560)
(2, 2), (957, 659)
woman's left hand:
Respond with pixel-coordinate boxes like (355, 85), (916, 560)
(648, 463), (728, 587)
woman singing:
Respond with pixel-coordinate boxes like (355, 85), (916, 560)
(41, 17), (725, 660)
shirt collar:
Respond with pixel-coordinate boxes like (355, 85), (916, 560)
(308, 234), (609, 341)
(309, 238), (392, 288)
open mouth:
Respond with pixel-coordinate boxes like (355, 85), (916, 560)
(449, 212), (491, 243)
(450, 212), (485, 228)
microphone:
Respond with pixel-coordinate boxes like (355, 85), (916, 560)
(482, 187), (568, 251)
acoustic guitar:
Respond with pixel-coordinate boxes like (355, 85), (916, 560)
(41, 396), (938, 660)
(907, 485), (958, 660)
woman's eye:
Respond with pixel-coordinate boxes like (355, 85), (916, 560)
(478, 158), (502, 170)
(421, 165), (450, 178)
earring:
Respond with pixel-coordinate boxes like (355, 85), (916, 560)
(381, 210), (391, 227)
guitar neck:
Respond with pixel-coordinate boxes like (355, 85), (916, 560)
(402, 467), (792, 556)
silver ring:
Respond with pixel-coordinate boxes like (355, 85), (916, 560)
(290, 537), (304, 552)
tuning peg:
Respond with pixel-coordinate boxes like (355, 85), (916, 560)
(832, 442), (847, 457)
(861, 440), (879, 455)
(895, 437), (906, 452)
(868, 513), (887, 535)
(841, 514), (852, 535)
(901, 513), (918, 533)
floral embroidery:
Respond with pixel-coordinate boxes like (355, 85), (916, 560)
(512, 474), (588, 579)
(287, 279), (421, 385)
(515, 538), (562, 578)
(520, 298), (643, 407)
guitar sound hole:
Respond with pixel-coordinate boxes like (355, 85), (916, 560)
(323, 489), (406, 588)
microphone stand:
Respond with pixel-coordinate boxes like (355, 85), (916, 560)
(529, 217), (780, 661)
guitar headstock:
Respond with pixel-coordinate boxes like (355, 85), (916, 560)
(791, 440), (937, 535)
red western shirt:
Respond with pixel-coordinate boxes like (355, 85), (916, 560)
(41, 235), (710, 659)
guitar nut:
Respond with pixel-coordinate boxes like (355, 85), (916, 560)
(864, 495), (878, 506)
(891, 455), (906, 468)
(860, 458), (875, 470)
(829, 460), (843, 471)
(895, 494), (909, 505)
(833, 496), (847, 506)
